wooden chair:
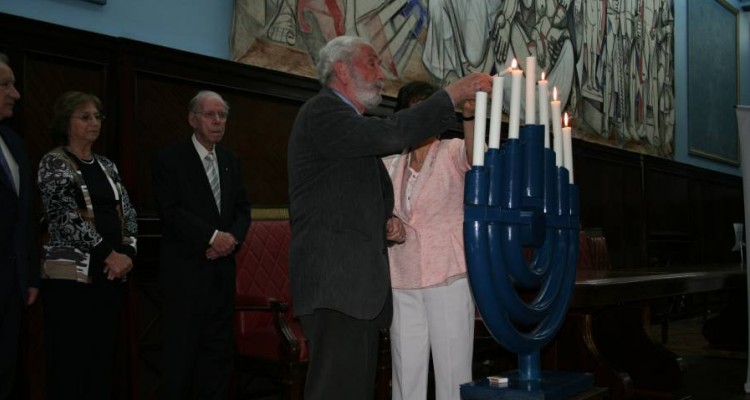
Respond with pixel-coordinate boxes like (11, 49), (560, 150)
(234, 218), (307, 399)
(577, 228), (612, 271)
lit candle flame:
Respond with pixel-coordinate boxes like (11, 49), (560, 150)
(553, 86), (558, 101)
(564, 112), (569, 127)
(541, 72), (546, 81)
(511, 58), (518, 69)
(498, 61), (515, 77)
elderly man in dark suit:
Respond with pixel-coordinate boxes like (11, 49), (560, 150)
(287, 35), (491, 400)
(153, 90), (251, 399)
(0, 52), (39, 399)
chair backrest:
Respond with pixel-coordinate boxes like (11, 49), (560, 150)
(235, 219), (293, 334)
(577, 228), (612, 271)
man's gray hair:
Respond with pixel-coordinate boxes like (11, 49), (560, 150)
(0, 52), (9, 66)
(316, 36), (372, 86)
(189, 90), (230, 112)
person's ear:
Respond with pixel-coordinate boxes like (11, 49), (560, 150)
(333, 62), (351, 86)
(188, 112), (198, 129)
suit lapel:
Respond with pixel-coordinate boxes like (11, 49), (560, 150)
(215, 148), (230, 217)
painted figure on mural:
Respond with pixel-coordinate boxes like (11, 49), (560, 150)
(267, 0), (299, 46)
(230, 0), (675, 156)
(625, 0), (674, 153)
(232, 0), (432, 85)
(421, 0), (503, 82)
(422, 0), (576, 123)
(574, 0), (673, 155)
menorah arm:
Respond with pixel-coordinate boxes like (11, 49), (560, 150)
(468, 224), (579, 354)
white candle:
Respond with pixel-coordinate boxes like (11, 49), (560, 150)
(538, 72), (550, 148)
(562, 112), (574, 183)
(472, 91), (488, 166)
(550, 87), (563, 166)
(488, 75), (504, 149)
(525, 56), (536, 125)
(508, 59), (523, 139)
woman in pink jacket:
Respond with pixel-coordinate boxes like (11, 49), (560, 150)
(383, 81), (477, 400)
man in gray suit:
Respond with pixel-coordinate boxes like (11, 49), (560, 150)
(0, 53), (39, 400)
(287, 36), (491, 400)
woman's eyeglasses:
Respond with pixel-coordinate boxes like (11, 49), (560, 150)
(71, 113), (106, 123)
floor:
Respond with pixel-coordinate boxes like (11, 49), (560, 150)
(238, 315), (750, 400)
(656, 316), (750, 400)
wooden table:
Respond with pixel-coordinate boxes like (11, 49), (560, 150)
(544, 265), (745, 400)
(572, 266), (744, 307)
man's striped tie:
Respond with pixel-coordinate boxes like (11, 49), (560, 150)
(205, 152), (221, 212)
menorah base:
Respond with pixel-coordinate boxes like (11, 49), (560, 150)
(460, 370), (594, 400)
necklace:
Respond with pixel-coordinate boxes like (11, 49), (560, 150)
(77, 156), (95, 165)
(65, 146), (95, 165)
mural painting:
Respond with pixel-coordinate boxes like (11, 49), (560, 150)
(231, 0), (675, 157)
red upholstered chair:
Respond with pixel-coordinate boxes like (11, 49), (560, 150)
(234, 218), (308, 399)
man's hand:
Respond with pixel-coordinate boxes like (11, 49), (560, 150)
(207, 231), (238, 260)
(27, 287), (39, 305)
(444, 72), (493, 105)
(386, 216), (406, 244)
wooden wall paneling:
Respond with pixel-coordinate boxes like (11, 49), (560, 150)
(688, 172), (743, 265)
(575, 140), (646, 268)
(219, 91), (299, 207)
(0, 13), (118, 164)
(620, 163), (647, 268)
(704, 182), (744, 264)
(644, 156), (743, 267)
(644, 163), (694, 266)
(130, 73), (201, 216)
(21, 52), (112, 170)
(115, 48), (138, 198)
(0, 14), (117, 168)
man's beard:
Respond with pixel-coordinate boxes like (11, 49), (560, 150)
(351, 69), (383, 109)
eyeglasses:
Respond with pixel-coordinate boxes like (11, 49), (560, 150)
(193, 111), (229, 121)
(71, 113), (106, 123)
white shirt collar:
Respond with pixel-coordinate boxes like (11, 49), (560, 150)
(191, 134), (214, 160)
(331, 89), (361, 115)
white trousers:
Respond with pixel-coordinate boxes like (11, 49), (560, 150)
(391, 278), (475, 400)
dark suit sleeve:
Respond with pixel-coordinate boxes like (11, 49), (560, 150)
(1, 126), (40, 291)
(225, 153), (251, 245)
(307, 90), (455, 160)
(152, 150), (216, 248)
(25, 216), (40, 289)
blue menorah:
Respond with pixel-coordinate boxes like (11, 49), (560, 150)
(460, 124), (592, 400)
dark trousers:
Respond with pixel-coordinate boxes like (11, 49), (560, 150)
(0, 267), (21, 400)
(300, 297), (391, 400)
(42, 278), (124, 400)
(161, 265), (235, 400)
